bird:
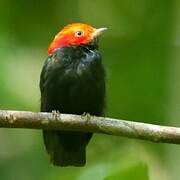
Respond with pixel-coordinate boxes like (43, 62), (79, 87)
(39, 23), (107, 166)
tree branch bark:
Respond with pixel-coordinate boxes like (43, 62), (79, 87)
(0, 109), (179, 145)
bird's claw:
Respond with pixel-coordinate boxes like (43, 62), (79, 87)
(82, 112), (91, 121)
(52, 110), (60, 120)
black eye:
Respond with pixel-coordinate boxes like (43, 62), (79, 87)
(75, 31), (84, 37)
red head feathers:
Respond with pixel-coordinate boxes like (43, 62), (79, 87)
(48, 23), (107, 55)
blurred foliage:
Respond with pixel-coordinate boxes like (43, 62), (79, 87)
(1, 0), (180, 179)
(105, 163), (149, 180)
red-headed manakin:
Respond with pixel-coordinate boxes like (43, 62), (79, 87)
(40, 23), (106, 166)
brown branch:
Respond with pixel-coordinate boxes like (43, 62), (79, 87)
(0, 109), (179, 144)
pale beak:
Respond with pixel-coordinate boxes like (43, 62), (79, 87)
(92, 27), (108, 38)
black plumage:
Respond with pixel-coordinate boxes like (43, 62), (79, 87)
(40, 44), (105, 166)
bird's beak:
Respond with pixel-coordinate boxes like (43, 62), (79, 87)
(92, 27), (107, 38)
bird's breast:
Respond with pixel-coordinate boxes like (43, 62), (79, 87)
(41, 45), (105, 115)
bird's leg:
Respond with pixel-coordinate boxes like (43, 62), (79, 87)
(82, 112), (91, 121)
(52, 110), (61, 120)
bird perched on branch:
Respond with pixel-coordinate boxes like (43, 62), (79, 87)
(40, 23), (106, 166)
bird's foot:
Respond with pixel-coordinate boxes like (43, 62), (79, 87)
(52, 110), (61, 120)
(82, 112), (91, 121)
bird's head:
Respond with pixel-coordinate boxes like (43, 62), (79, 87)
(48, 23), (107, 54)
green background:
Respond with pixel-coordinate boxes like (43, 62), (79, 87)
(0, 0), (180, 179)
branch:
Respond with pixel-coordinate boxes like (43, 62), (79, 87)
(0, 109), (179, 145)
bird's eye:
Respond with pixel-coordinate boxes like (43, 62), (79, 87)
(75, 31), (84, 37)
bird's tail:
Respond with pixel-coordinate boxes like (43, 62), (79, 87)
(50, 144), (86, 166)
(43, 130), (92, 166)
